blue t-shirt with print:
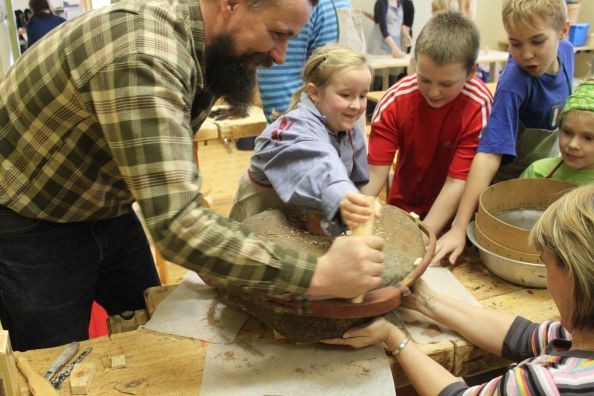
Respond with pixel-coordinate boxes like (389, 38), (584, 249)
(478, 40), (574, 159)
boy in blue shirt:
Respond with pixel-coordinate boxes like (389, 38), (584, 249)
(433, 0), (573, 265)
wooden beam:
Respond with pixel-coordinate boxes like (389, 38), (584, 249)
(0, 330), (20, 396)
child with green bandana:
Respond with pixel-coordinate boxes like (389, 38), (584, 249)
(521, 79), (594, 185)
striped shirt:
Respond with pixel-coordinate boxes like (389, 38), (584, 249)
(0, 0), (318, 295)
(441, 317), (594, 395)
(257, 0), (345, 122)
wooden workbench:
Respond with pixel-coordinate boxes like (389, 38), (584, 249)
(15, 248), (558, 395)
(194, 105), (267, 150)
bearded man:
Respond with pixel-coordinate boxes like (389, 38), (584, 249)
(0, 0), (385, 351)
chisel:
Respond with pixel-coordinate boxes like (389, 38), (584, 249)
(43, 341), (79, 380)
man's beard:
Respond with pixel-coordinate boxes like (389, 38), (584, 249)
(204, 34), (273, 109)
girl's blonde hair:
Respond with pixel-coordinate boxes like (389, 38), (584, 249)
(530, 184), (594, 331)
(502, 0), (568, 32)
(270, 44), (370, 121)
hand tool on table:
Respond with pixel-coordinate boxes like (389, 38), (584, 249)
(51, 346), (93, 389)
(14, 352), (60, 396)
(350, 196), (381, 303)
(43, 341), (79, 380)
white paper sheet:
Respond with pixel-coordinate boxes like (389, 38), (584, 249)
(201, 341), (396, 396)
(143, 271), (249, 344)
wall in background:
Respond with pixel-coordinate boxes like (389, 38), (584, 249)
(350, 0), (592, 79)
(351, 0), (593, 50)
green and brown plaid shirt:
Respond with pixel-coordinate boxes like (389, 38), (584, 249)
(0, 0), (317, 295)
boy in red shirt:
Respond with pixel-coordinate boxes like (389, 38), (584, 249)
(361, 11), (492, 237)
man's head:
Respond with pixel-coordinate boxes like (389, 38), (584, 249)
(502, 0), (569, 77)
(414, 11), (479, 108)
(203, 0), (314, 108)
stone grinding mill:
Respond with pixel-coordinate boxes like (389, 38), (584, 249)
(203, 204), (435, 343)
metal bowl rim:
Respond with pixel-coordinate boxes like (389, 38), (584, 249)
(467, 221), (544, 268)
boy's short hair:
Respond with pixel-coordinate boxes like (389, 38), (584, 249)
(502, 0), (568, 32)
(530, 185), (594, 331)
(414, 11), (479, 74)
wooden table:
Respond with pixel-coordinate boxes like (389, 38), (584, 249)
(14, 248), (558, 394)
(368, 54), (412, 90)
(368, 50), (509, 91)
(194, 105), (267, 152)
(476, 50), (509, 83)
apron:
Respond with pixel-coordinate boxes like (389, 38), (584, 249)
(228, 170), (285, 222)
(335, 7), (366, 53)
(494, 59), (572, 182)
(367, 0), (403, 55)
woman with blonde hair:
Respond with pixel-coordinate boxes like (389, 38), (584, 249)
(326, 185), (594, 394)
(230, 44), (374, 235)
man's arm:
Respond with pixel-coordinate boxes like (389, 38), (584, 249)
(90, 55), (385, 298)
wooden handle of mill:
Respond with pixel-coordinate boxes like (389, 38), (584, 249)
(15, 352), (59, 396)
(351, 196), (379, 303)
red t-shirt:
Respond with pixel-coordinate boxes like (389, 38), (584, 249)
(368, 74), (492, 217)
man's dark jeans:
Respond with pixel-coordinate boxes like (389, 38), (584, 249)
(0, 206), (160, 351)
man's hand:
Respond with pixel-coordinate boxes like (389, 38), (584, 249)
(431, 227), (467, 266)
(307, 235), (385, 298)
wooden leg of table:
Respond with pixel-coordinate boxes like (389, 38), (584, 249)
(382, 69), (390, 90)
(490, 62), (498, 82)
(155, 250), (169, 285)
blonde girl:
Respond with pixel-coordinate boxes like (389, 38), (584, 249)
(229, 45), (373, 234)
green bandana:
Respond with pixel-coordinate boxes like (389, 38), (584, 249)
(560, 79), (594, 119)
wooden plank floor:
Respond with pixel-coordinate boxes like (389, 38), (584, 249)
(165, 140), (253, 284)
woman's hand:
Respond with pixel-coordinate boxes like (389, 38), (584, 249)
(391, 46), (403, 58)
(339, 192), (380, 230)
(321, 317), (396, 350)
(401, 278), (438, 318)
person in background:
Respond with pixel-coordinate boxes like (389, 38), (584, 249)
(433, 0), (573, 265)
(26, 0), (66, 47)
(0, 0), (385, 351)
(351, 12), (492, 238)
(432, 0), (476, 18)
(521, 79), (594, 185)
(24, 9), (32, 24)
(366, 0), (413, 58)
(325, 184), (594, 395)
(257, 0), (347, 123)
(229, 45), (373, 235)
(14, 10), (28, 53)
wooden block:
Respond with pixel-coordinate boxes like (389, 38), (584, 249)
(107, 310), (149, 335)
(0, 331), (20, 396)
(71, 361), (96, 395)
(110, 355), (127, 369)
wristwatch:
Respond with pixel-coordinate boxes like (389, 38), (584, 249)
(391, 336), (410, 356)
